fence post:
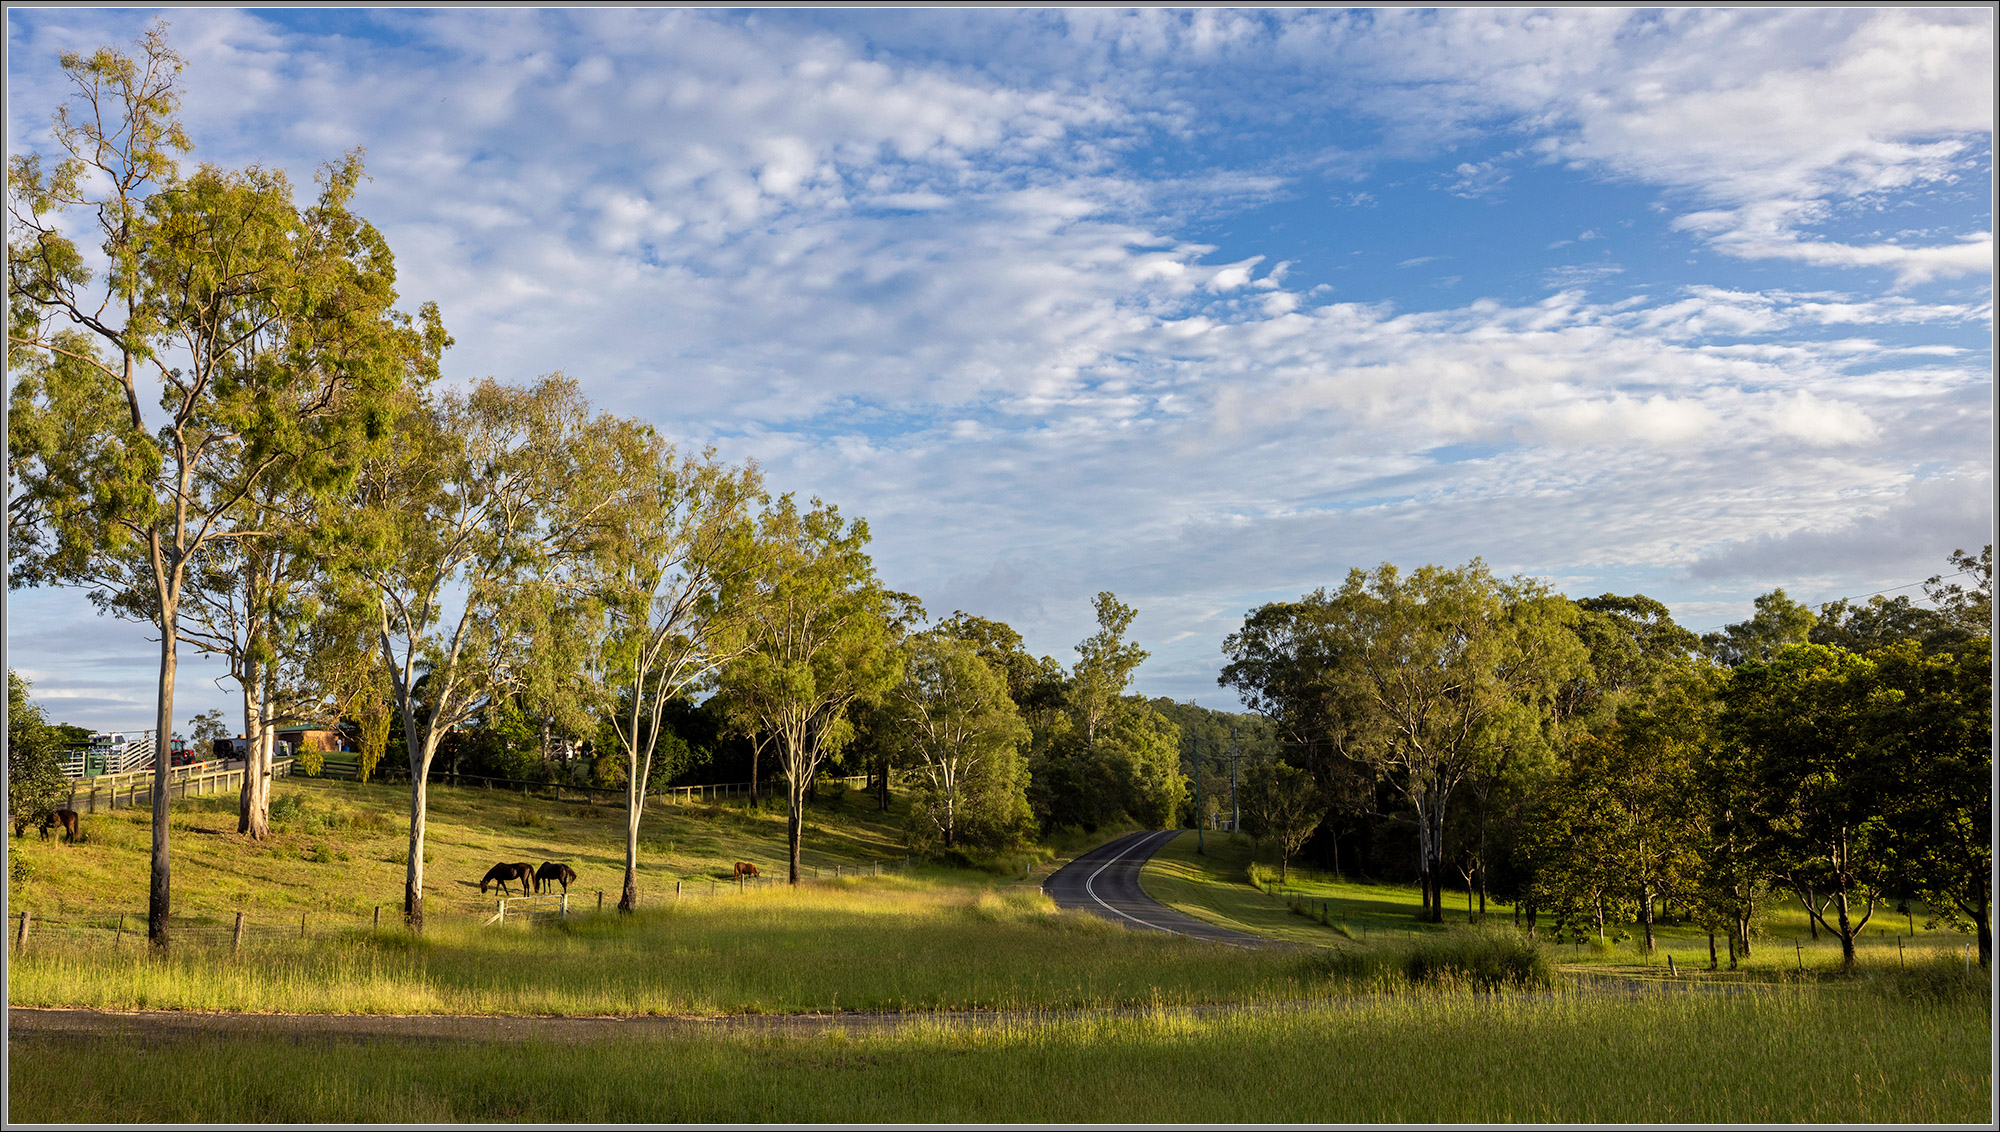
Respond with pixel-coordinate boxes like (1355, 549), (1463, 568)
(15, 910), (29, 953)
(676, 880), (682, 903)
(597, 890), (604, 913)
(117, 912), (126, 944)
(233, 911), (246, 953)
(300, 911), (308, 940)
(374, 905), (382, 931)
(562, 893), (570, 920)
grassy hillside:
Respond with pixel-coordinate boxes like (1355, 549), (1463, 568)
(10, 775), (923, 933)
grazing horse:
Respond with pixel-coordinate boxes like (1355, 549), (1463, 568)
(40, 809), (80, 843)
(733, 861), (759, 880)
(480, 861), (534, 895)
(534, 861), (576, 895)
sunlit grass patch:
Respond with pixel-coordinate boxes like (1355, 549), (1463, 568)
(9, 877), (1323, 1016)
(11, 984), (1987, 1123)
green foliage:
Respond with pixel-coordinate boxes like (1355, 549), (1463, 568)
(1723, 642), (1890, 965)
(1703, 589), (1816, 667)
(724, 494), (905, 880)
(1069, 591), (1149, 748)
(1239, 760), (1326, 882)
(891, 634), (1034, 855)
(1865, 636), (1991, 959)
(11, 851), (39, 893)
(7, 671), (73, 830)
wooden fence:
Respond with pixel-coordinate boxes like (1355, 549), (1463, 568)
(63, 758), (297, 815)
(10, 856), (919, 954)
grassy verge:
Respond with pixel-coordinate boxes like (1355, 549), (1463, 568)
(10, 984), (1988, 1123)
(1142, 831), (1981, 978)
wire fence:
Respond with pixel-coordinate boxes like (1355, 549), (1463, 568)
(8, 852), (921, 956)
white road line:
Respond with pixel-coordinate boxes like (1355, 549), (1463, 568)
(1083, 830), (1184, 936)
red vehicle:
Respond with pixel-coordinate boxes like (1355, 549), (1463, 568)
(168, 747), (200, 767)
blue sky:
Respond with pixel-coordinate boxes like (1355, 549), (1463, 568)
(6, 8), (1993, 733)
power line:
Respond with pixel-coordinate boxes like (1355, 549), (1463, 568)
(1685, 567), (1977, 637)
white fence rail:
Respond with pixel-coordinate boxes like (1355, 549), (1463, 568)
(486, 893), (571, 926)
(63, 759), (296, 814)
(61, 734), (157, 780)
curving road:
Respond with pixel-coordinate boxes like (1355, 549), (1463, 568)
(1042, 830), (1288, 949)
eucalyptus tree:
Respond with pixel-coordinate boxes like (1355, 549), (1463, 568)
(1218, 596), (1347, 779)
(1868, 636), (1992, 966)
(587, 431), (764, 911)
(1702, 589), (1816, 667)
(1069, 592), (1148, 750)
(1305, 562), (1587, 922)
(344, 375), (622, 929)
(6, 28), (439, 947)
(1534, 664), (1715, 951)
(1721, 643), (1886, 967)
(1239, 761), (1327, 883)
(724, 496), (903, 883)
(889, 633), (1032, 852)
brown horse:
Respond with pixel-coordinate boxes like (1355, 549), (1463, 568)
(733, 861), (759, 880)
(480, 861), (534, 895)
(40, 809), (79, 843)
(534, 861), (576, 895)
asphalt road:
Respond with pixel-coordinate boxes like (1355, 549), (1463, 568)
(1041, 830), (1289, 949)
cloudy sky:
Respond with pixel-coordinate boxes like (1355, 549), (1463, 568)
(6, 8), (1993, 734)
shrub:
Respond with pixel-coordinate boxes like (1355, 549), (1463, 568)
(269, 793), (307, 823)
(10, 851), (36, 892)
(512, 808), (552, 829)
(1400, 928), (1553, 990)
(305, 844), (335, 864)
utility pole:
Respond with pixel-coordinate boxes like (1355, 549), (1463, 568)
(1229, 724), (1241, 835)
(1192, 728), (1205, 855)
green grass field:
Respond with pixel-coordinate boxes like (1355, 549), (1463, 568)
(8, 880), (1327, 1015)
(8, 786), (1991, 1124)
(11, 984), (1989, 1123)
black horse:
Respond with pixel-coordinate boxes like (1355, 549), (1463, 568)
(41, 809), (80, 843)
(535, 861), (577, 895)
(480, 861), (534, 895)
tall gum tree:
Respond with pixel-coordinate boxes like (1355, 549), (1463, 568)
(587, 431), (763, 912)
(1313, 562), (1585, 923)
(725, 496), (902, 884)
(6, 27), (436, 946)
(342, 375), (618, 930)
(1723, 642), (1886, 968)
(889, 633), (1031, 851)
